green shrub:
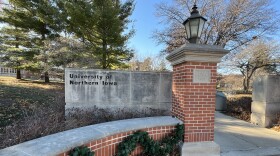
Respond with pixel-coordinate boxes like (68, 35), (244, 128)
(116, 124), (184, 156)
(69, 146), (94, 156)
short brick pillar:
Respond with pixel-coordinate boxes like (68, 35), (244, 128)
(167, 43), (228, 156)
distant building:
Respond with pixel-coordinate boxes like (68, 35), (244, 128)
(0, 66), (17, 76)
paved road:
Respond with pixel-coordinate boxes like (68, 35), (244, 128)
(214, 112), (280, 156)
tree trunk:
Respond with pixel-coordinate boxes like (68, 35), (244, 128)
(16, 69), (21, 79)
(102, 40), (107, 69)
(243, 76), (250, 93)
(15, 33), (21, 80)
(44, 71), (49, 83)
(41, 28), (49, 83)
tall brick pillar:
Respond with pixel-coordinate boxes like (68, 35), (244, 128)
(166, 43), (228, 156)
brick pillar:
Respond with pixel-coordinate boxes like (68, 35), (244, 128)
(167, 43), (228, 156)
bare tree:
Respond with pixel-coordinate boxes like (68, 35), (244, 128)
(129, 55), (170, 71)
(222, 39), (280, 93)
(141, 57), (153, 71)
(129, 57), (153, 71)
(152, 57), (169, 71)
(154, 0), (280, 53)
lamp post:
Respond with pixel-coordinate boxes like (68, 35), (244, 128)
(183, 4), (207, 44)
(167, 3), (229, 156)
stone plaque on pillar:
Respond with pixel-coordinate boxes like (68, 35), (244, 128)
(193, 69), (211, 83)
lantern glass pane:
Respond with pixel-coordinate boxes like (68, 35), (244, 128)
(198, 18), (206, 38)
(190, 18), (199, 38)
(185, 21), (190, 39)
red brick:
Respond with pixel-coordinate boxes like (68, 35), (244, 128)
(172, 62), (216, 142)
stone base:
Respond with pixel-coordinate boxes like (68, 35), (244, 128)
(251, 112), (274, 128)
(181, 141), (220, 156)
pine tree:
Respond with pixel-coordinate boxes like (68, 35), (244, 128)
(0, 3), (28, 79)
(1, 0), (62, 82)
(0, 28), (38, 79)
(59, 0), (135, 69)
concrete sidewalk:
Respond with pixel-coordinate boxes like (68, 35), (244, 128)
(214, 112), (280, 156)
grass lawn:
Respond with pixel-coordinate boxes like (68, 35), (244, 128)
(0, 76), (66, 149)
(0, 76), (64, 127)
(0, 76), (168, 149)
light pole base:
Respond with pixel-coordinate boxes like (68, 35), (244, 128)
(181, 141), (220, 156)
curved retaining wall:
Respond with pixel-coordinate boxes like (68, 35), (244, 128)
(0, 116), (182, 156)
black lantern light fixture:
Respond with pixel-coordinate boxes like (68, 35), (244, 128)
(183, 4), (207, 44)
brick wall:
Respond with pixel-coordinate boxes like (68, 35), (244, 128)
(58, 126), (176, 156)
(172, 62), (217, 142)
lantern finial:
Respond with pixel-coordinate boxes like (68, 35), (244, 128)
(183, 4), (207, 44)
(191, 5), (198, 15)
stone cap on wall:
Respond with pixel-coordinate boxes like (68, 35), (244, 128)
(0, 116), (182, 156)
(166, 43), (229, 65)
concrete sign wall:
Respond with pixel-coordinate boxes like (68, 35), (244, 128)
(65, 69), (172, 112)
(251, 75), (280, 127)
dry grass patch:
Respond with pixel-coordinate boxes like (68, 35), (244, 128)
(0, 76), (169, 149)
(271, 126), (280, 132)
(0, 76), (64, 127)
(0, 77), (65, 149)
(0, 76), (63, 90)
(271, 114), (280, 132)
